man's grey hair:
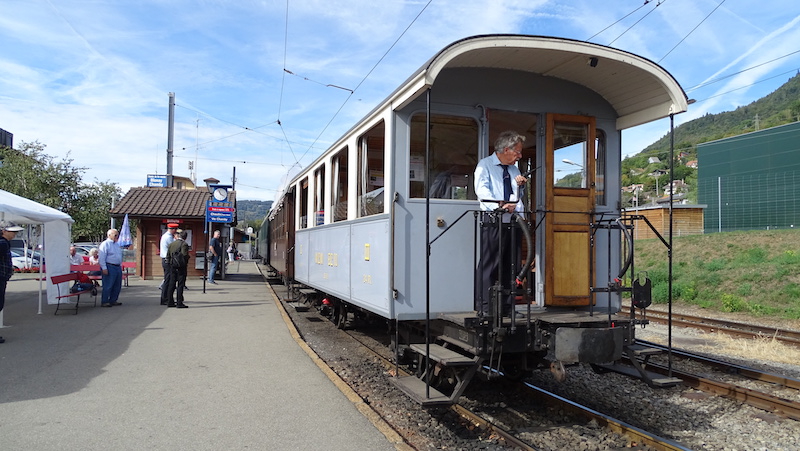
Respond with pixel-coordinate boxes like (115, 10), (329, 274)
(107, 228), (118, 238)
(494, 130), (526, 154)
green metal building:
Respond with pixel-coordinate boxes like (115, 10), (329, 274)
(698, 121), (800, 232)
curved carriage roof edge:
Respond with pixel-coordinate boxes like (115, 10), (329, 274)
(274, 34), (689, 200)
(416, 34), (689, 130)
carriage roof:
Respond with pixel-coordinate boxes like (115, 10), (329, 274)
(272, 34), (689, 210)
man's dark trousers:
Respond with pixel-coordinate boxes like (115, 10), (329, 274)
(160, 258), (172, 305)
(475, 219), (518, 315)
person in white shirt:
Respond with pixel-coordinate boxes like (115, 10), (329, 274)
(159, 223), (178, 304)
(69, 246), (84, 266)
(98, 229), (123, 307)
(473, 130), (528, 317)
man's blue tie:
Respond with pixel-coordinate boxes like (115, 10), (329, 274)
(501, 165), (512, 201)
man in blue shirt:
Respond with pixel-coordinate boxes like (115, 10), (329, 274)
(474, 130), (528, 317)
(98, 228), (123, 307)
(207, 230), (222, 284)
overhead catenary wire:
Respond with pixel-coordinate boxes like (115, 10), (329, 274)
(585, 0), (651, 42)
(687, 50), (800, 92)
(607, 0), (666, 47)
(288, 0), (434, 165)
(658, 0), (726, 63)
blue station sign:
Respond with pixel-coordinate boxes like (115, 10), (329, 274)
(206, 201), (234, 223)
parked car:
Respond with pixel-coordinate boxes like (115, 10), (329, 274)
(10, 249), (41, 270)
(12, 247), (44, 264)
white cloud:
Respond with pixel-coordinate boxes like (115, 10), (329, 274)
(2, 0), (800, 202)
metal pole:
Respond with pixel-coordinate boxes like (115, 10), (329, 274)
(167, 92), (175, 188)
(718, 176), (722, 233)
(424, 88), (431, 399)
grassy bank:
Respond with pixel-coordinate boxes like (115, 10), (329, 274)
(634, 228), (800, 320)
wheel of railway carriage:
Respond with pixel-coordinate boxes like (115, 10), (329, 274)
(590, 363), (611, 374)
(501, 362), (526, 381)
(433, 365), (458, 392)
(334, 302), (348, 329)
(550, 360), (567, 383)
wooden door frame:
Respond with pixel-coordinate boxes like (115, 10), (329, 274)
(544, 113), (596, 306)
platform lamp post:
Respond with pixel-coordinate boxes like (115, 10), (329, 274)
(562, 158), (584, 188)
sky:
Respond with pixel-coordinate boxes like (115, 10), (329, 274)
(2, 0), (800, 202)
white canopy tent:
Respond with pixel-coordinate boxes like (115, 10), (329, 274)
(0, 189), (74, 323)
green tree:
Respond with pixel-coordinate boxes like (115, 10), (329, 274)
(0, 141), (122, 242)
(71, 181), (124, 242)
(0, 141), (83, 210)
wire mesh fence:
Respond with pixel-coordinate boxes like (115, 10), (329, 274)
(698, 170), (800, 233)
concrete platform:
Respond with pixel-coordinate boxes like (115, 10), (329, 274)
(0, 262), (399, 450)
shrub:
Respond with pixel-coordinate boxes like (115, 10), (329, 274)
(721, 293), (746, 312)
(736, 283), (752, 297)
(705, 258), (726, 271)
(783, 283), (800, 300)
(735, 247), (768, 265)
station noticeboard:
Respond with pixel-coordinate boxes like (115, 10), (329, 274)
(206, 201), (234, 223)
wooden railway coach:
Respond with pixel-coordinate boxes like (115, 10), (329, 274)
(265, 35), (688, 404)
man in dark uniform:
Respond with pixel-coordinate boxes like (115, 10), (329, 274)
(166, 230), (190, 308)
(1, 220), (25, 343)
(159, 223), (178, 305)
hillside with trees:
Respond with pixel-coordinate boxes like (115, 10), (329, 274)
(620, 73), (800, 206)
(235, 199), (272, 231)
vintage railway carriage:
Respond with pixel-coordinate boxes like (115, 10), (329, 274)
(266, 35), (688, 404)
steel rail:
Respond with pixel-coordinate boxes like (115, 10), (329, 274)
(521, 382), (690, 451)
(623, 307), (800, 346)
(638, 339), (800, 391)
(642, 362), (800, 421)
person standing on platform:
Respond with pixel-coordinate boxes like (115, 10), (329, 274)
(207, 229), (222, 284)
(159, 223), (178, 304)
(227, 241), (236, 263)
(166, 230), (190, 308)
(473, 130), (527, 317)
(1, 220), (25, 343)
(98, 228), (123, 307)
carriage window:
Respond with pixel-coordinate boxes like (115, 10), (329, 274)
(314, 166), (326, 225)
(299, 177), (309, 229)
(409, 114), (479, 199)
(331, 146), (348, 222)
(554, 121), (588, 188)
(358, 121), (385, 217)
(595, 129), (606, 205)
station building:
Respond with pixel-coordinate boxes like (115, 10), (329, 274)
(110, 177), (236, 280)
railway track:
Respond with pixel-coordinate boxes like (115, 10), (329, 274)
(343, 323), (685, 450)
(621, 306), (800, 346)
(632, 340), (800, 421)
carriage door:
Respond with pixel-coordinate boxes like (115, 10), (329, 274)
(544, 114), (595, 306)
